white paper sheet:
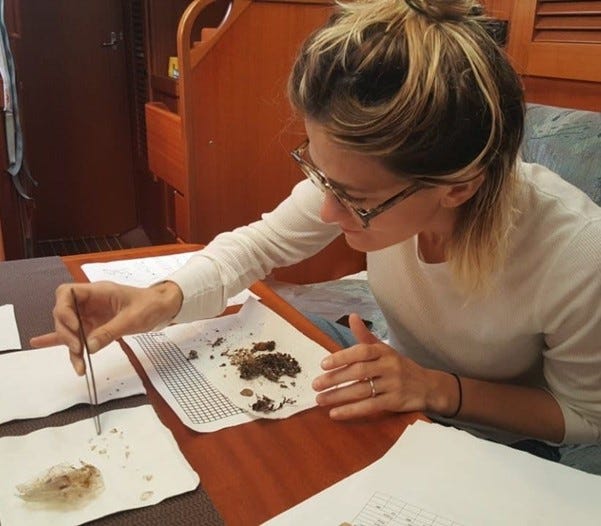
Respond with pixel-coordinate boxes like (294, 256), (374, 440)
(0, 405), (199, 526)
(0, 342), (146, 424)
(0, 304), (21, 351)
(81, 251), (257, 306)
(123, 298), (330, 432)
(264, 420), (601, 525)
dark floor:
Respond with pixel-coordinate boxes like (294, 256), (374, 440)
(34, 227), (152, 257)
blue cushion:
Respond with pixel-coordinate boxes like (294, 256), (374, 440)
(522, 103), (601, 206)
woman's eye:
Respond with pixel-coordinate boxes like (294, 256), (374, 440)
(336, 189), (366, 204)
(346, 196), (367, 204)
(337, 194), (365, 206)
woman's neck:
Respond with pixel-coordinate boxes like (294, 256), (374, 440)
(417, 232), (450, 263)
(417, 209), (457, 263)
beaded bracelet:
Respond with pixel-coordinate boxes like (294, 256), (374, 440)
(447, 373), (463, 418)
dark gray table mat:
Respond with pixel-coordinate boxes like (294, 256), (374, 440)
(0, 256), (73, 350)
(0, 395), (224, 526)
(0, 254), (224, 525)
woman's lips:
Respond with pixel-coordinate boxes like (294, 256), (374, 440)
(341, 226), (361, 234)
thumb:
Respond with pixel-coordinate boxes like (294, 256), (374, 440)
(86, 318), (128, 354)
(348, 313), (379, 345)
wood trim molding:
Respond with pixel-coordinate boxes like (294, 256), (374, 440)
(177, 0), (252, 243)
(507, 0), (601, 82)
(525, 41), (601, 82)
(0, 217), (5, 261)
(522, 75), (601, 111)
(507, 0), (538, 73)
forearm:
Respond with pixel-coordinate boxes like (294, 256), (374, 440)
(169, 183), (340, 322)
(427, 371), (565, 443)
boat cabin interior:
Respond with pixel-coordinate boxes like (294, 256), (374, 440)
(0, 0), (599, 284)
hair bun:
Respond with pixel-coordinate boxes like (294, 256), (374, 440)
(405, 0), (482, 21)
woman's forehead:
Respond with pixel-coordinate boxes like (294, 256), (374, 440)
(305, 120), (405, 191)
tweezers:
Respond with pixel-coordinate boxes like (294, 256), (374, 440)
(70, 288), (102, 435)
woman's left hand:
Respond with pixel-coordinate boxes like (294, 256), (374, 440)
(312, 313), (449, 419)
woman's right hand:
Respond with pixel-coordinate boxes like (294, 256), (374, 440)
(30, 280), (183, 375)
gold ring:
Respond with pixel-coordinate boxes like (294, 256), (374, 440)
(367, 377), (376, 398)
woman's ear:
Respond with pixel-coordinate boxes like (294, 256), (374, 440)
(439, 173), (485, 208)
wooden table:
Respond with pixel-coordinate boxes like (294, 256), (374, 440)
(63, 244), (422, 525)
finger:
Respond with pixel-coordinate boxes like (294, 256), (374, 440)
(349, 313), (379, 344)
(315, 378), (375, 406)
(69, 350), (86, 376)
(67, 281), (108, 303)
(86, 308), (139, 353)
(86, 326), (117, 354)
(53, 284), (90, 376)
(320, 343), (380, 371)
(53, 316), (84, 357)
(328, 397), (382, 420)
(313, 360), (379, 391)
(30, 332), (61, 348)
(53, 287), (83, 350)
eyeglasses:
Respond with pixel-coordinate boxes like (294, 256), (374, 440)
(290, 139), (424, 228)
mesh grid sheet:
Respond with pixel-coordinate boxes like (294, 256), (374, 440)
(132, 333), (243, 424)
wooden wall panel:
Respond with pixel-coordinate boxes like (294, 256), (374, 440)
(481, 0), (513, 19)
(504, 0), (601, 111)
(177, 0), (366, 283)
(185, 2), (321, 236)
(522, 75), (601, 111)
(145, 102), (186, 194)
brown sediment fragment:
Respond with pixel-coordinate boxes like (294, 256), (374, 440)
(210, 337), (225, 348)
(229, 348), (301, 382)
(251, 340), (276, 352)
(251, 395), (296, 413)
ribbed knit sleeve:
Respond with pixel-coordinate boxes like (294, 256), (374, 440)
(166, 180), (340, 322)
(536, 218), (601, 444)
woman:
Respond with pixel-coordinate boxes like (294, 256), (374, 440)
(32, 0), (601, 473)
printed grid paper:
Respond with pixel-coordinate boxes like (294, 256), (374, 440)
(124, 298), (329, 432)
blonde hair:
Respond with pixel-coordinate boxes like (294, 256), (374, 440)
(289, 0), (524, 293)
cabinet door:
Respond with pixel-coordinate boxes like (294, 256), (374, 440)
(13, 0), (137, 239)
(508, 0), (601, 83)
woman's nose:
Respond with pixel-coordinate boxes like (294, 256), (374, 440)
(319, 190), (350, 225)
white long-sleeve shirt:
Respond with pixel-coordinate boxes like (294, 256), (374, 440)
(167, 162), (601, 445)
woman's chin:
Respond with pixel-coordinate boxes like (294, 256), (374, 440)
(342, 230), (372, 252)
(342, 229), (405, 252)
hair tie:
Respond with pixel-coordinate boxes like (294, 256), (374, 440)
(447, 373), (463, 418)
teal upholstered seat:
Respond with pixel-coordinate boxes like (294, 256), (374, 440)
(522, 103), (601, 206)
